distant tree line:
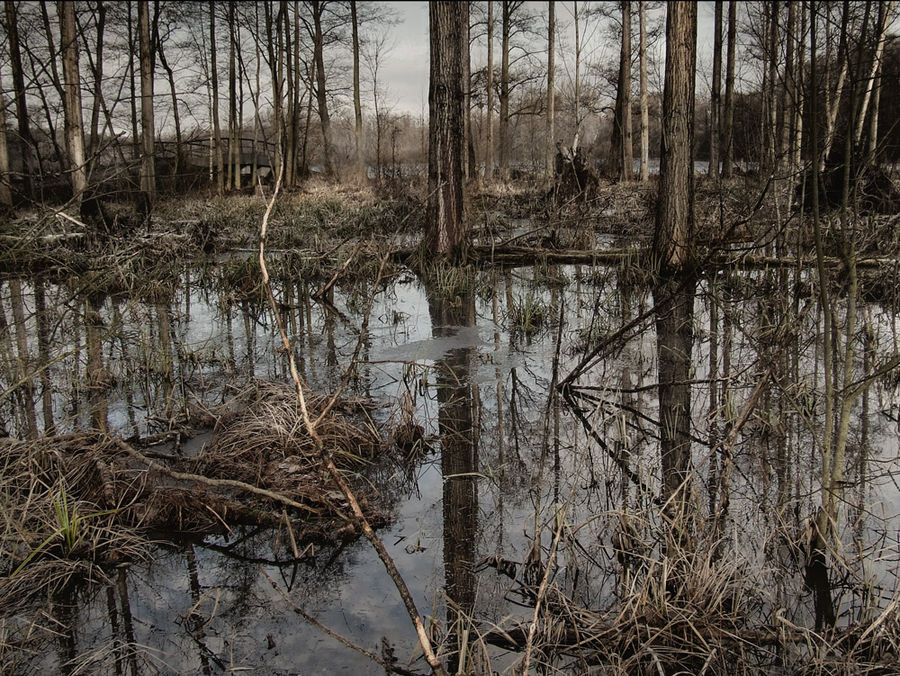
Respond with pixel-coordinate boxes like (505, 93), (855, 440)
(0, 1), (897, 213)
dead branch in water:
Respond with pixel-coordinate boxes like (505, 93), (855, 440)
(257, 171), (447, 675)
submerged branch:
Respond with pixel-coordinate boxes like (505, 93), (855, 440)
(257, 172), (447, 675)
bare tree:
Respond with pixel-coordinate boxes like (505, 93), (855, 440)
(427, 1), (467, 255)
(138, 0), (155, 199)
(653, 0), (697, 501)
(486, 0), (494, 178)
(4, 1), (35, 199)
(609, 0), (633, 180)
(310, 0), (335, 176)
(709, 0), (722, 179)
(60, 0), (88, 206)
(0, 78), (11, 210)
(721, 0), (736, 178)
(545, 0), (555, 179)
(639, 1), (649, 182)
(351, 0), (364, 181)
(210, 1), (224, 193)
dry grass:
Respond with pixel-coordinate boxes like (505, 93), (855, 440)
(0, 380), (391, 616)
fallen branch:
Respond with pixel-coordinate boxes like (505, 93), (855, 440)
(113, 437), (321, 515)
(257, 171), (447, 675)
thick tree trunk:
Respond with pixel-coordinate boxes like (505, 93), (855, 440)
(639, 2), (649, 182)
(653, 1), (697, 502)
(138, 0), (155, 199)
(545, 1), (555, 180)
(721, 0), (736, 178)
(4, 1), (34, 199)
(60, 0), (88, 206)
(312, 0), (335, 176)
(427, 2), (467, 256)
(710, 0), (722, 179)
(610, 1), (632, 180)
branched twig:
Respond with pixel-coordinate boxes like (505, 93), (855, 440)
(260, 568), (426, 676)
(257, 171), (447, 675)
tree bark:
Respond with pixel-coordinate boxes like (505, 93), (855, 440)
(60, 0), (88, 206)
(87, 0), (106, 168)
(210, 1), (224, 193)
(721, 0), (736, 178)
(228, 0), (239, 191)
(312, 0), (335, 176)
(710, 0), (722, 179)
(4, 1), (34, 199)
(854, 0), (890, 149)
(128, 3), (140, 160)
(427, 2), (467, 256)
(0, 79), (11, 210)
(610, 1), (633, 180)
(486, 0), (494, 179)
(545, 1), (555, 180)
(499, 0), (510, 179)
(351, 0), (364, 181)
(639, 2), (649, 182)
(138, 0), (156, 199)
(653, 1), (697, 502)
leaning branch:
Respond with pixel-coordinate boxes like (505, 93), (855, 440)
(257, 172), (447, 675)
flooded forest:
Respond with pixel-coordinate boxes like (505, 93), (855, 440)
(3, 1), (900, 674)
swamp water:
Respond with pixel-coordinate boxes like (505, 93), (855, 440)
(2, 256), (900, 674)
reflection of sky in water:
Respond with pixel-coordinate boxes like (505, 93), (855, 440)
(4, 263), (900, 672)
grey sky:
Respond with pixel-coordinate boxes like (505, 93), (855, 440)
(374, 2), (719, 117)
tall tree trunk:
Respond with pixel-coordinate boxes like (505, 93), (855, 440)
(865, 1), (889, 161)
(210, 1), (224, 193)
(351, 0), (364, 181)
(4, 1), (34, 199)
(88, 0), (106, 169)
(138, 0), (155, 199)
(763, 1), (778, 173)
(0, 80), (11, 210)
(653, 0), (697, 501)
(574, 0), (581, 142)
(427, 2), (467, 256)
(610, 1), (632, 180)
(822, 4), (849, 168)
(156, 39), (182, 182)
(499, 0), (510, 179)
(854, 0), (889, 149)
(486, 0), (494, 179)
(710, 0), (722, 179)
(312, 0), (335, 176)
(228, 0), (239, 191)
(721, 0), (736, 178)
(128, 3), (140, 160)
(545, 1), (555, 180)
(60, 0), (88, 207)
(639, 1), (649, 182)
(780, 0), (797, 175)
(282, 0), (295, 185)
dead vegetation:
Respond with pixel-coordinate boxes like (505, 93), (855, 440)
(0, 380), (393, 615)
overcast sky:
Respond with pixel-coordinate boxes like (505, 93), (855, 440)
(375, 2), (721, 117)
